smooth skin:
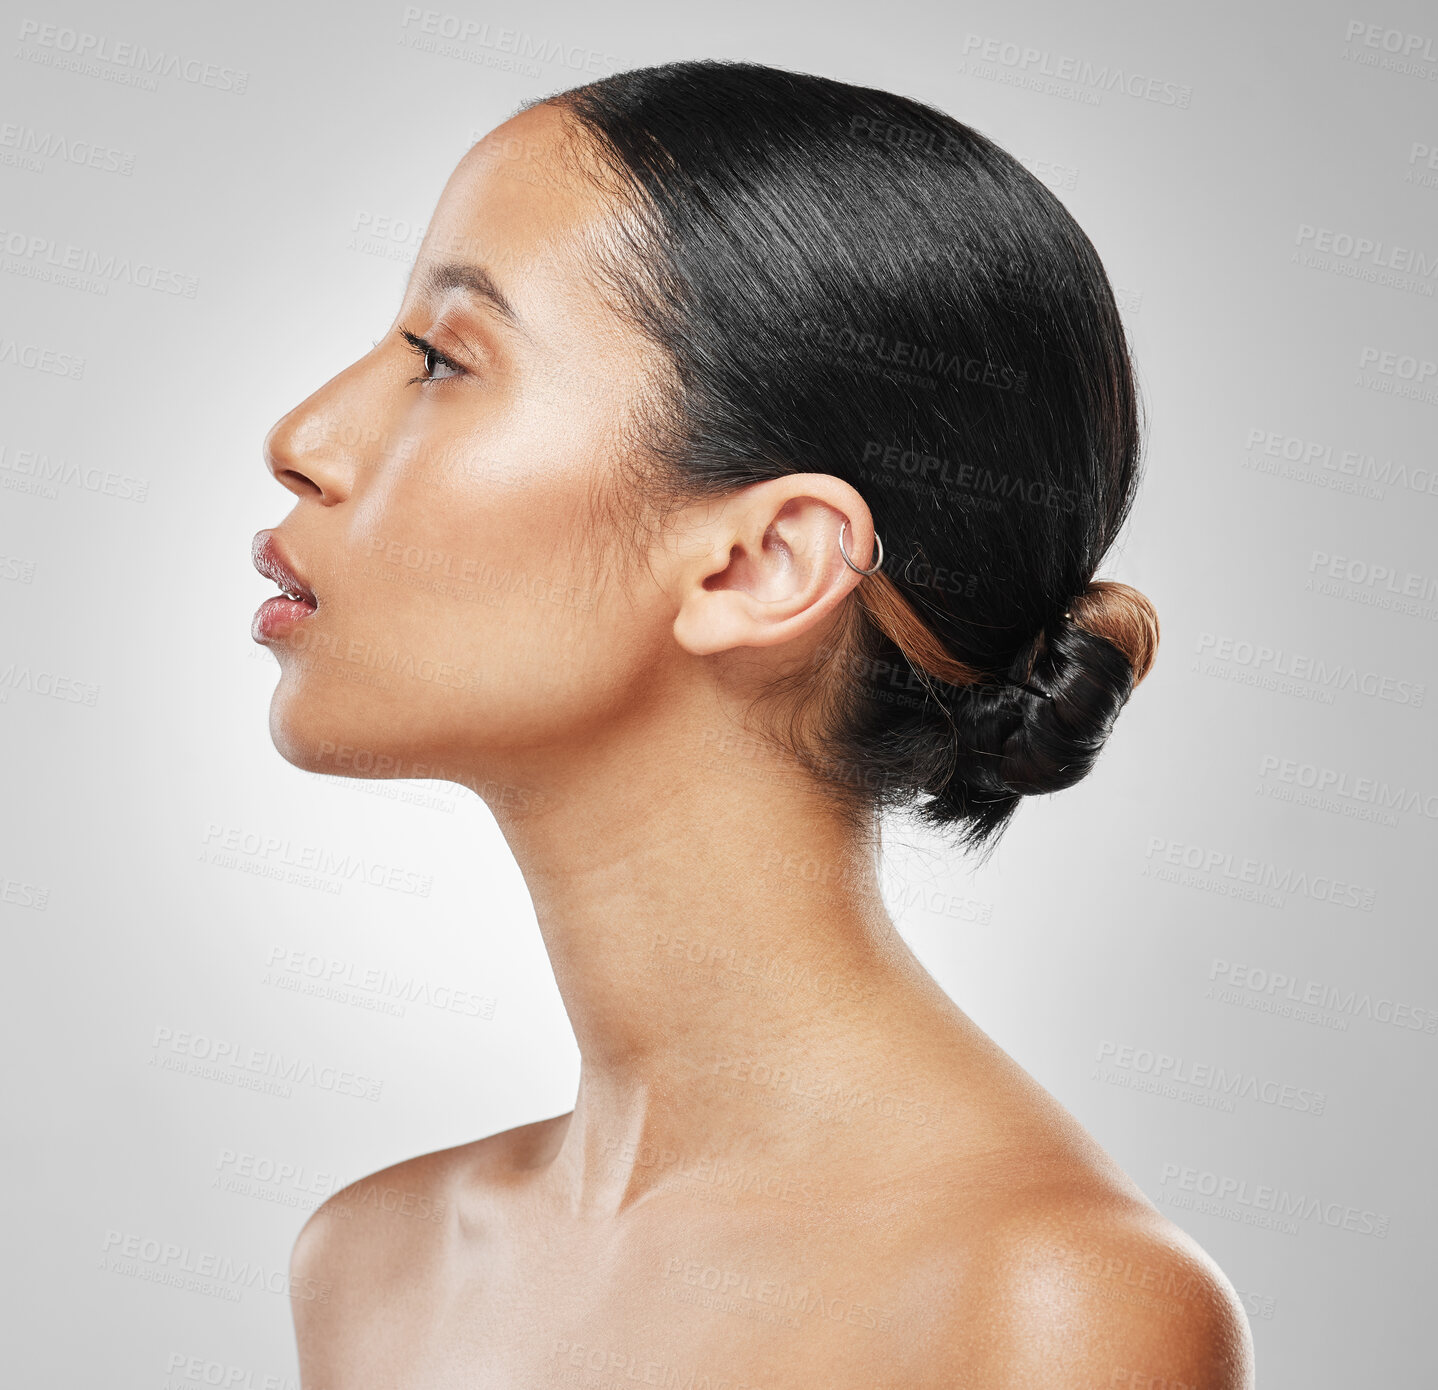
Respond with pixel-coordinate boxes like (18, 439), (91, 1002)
(260, 101), (1254, 1389)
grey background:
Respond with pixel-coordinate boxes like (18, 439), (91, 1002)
(2, 0), (1434, 1383)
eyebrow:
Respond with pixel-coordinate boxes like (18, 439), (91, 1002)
(420, 261), (527, 336)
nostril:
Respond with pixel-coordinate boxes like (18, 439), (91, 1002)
(276, 468), (323, 498)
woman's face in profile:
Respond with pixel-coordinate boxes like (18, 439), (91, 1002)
(257, 103), (667, 782)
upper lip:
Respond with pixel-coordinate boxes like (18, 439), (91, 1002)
(252, 530), (318, 604)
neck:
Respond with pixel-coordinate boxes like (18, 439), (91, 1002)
(480, 701), (955, 1217)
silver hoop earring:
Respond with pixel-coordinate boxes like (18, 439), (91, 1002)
(838, 520), (884, 577)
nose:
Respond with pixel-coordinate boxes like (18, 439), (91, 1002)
(262, 375), (364, 505)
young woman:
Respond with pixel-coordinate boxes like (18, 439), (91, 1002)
(253, 59), (1252, 1390)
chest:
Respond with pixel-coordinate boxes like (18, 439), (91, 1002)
(307, 1221), (953, 1389)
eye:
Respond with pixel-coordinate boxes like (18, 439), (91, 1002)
(400, 328), (467, 386)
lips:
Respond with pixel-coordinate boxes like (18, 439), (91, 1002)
(251, 531), (321, 644)
(252, 530), (318, 606)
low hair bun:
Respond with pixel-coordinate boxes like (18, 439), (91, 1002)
(994, 613), (1146, 797)
(910, 582), (1160, 839)
(1067, 580), (1160, 686)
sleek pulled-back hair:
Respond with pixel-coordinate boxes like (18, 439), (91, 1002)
(527, 58), (1158, 852)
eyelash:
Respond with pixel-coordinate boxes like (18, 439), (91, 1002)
(400, 328), (468, 387)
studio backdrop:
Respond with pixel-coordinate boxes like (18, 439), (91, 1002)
(2, 0), (1434, 1385)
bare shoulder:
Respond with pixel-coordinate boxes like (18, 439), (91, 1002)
(951, 1181), (1255, 1390)
(885, 1014), (1255, 1386)
(292, 1112), (568, 1270)
(287, 1113), (569, 1357)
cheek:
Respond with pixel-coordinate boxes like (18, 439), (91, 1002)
(348, 465), (596, 682)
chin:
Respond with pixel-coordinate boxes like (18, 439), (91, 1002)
(266, 696), (340, 776)
(266, 672), (480, 787)
(265, 680), (393, 779)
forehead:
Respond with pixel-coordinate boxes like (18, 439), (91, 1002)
(405, 103), (627, 332)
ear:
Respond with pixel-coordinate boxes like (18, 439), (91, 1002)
(665, 474), (878, 659)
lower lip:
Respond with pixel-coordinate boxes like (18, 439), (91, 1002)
(252, 595), (319, 642)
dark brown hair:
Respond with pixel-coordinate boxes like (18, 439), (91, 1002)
(533, 59), (1158, 851)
